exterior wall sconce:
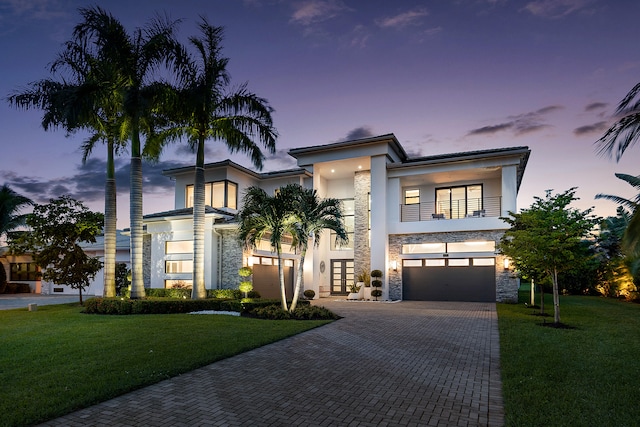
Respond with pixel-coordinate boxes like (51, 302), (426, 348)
(390, 260), (397, 271)
(503, 258), (510, 270)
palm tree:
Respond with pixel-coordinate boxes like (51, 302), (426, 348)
(287, 185), (347, 312)
(596, 173), (640, 255)
(72, 6), (185, 298)
(0, 185), (33, 241)
(596, 83), (640, 161)
(237, 186), (295, 310)
(168, 20), (276, 299)
(7, 33), (126, 298)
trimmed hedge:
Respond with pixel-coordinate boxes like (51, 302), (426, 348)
(118, 288), (261, 300)
(82, 297), (240, 315)
(248, 304), (339, 320)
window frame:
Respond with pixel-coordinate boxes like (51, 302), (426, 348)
(185, 180), (238, 209)
(435, 184), (483, 219)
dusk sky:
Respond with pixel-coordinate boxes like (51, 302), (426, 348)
(1, 0), (638, 229)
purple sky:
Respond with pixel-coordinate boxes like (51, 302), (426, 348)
(1, 0), (638, 229)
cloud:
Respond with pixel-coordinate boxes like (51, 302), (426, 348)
(340, 126), (375, 141)
(0, 0), (68, 20)
(376, 7), (429, 29)
(523, 0), (595, 18)
(573, 121), (608, 136)
(585, 102), (608, 112)
(467, 123), (514, 136)
(349, 24), (370, 48)
(264, 149), (298, 170)
(0, 158), (189, 206)
(289, 0), (350, 26)
(467, 105), (563, 137)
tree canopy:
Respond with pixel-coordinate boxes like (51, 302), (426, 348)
(499, 188), (600, 324)
(10, 196), (104, 304)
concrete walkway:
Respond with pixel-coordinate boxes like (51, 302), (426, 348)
(39, 300), (504, 427)
(0, 294), (86, 310)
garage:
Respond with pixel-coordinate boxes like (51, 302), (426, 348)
(251, 257), (294, 300)
(402, 258), (496, 302)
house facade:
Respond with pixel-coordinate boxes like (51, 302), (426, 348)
(145, 134), (530, 303)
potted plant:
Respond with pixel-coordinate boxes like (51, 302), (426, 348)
(357, 269), (371, 300)
(347, 281), (361, 300)
(371, 269), (382, 301)
(303, 289), (315, 300)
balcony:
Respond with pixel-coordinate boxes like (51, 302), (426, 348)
(400, 197), (502, 222)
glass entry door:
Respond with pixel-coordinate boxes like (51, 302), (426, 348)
(331, 259), (354, 295)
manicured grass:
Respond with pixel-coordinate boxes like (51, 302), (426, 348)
(0, 303), (331, 426)
(498, 286), (640, 427)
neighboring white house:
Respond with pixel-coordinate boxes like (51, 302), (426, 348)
(144, 133), (530, 302)
(0, 231), (131, 296)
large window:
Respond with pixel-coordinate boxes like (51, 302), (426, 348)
(186, 180), (238, 209)
(165, 260), (193, 274)
(436, 184), (483, 219)
(331, 199), (354, 250)
(10, 263), (40, 281)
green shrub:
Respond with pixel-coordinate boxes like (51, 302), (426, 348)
(247, 290), (261, 299)
(82, 297), (240, 315)
(371, 269), (383, 278)
(208, 288), (242, 299)
(291, 305), (339, 320)
(241, 299), (309, 313)
(146, 288), (191, 299)
(303, 289), (315, 299)
(250, 305), (292, 320)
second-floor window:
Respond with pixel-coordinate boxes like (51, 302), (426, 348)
(404, 189), (420, 205)
(186, 180), (238, 210)
(436, 184), (483, 219)
(10, 262), (40, 281)
(331, 199), (354, 250)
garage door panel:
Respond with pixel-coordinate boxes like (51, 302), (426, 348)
(252, 265), (294, 300)
(403, 263), (495, 302)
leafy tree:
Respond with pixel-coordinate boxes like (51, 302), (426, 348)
(287, 185), (347, 312)
(10, 196), (104, 305)
(499, 188), (600, 324)
(71, 6), (184, 299)
(237, 186), (296, 310)
(165, 20), (276, 299)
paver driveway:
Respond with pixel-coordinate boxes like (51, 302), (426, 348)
(40, 300), (503, 427)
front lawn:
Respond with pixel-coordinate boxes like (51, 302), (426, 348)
(0, 303), (331, 426)
(498, 286), (640, 427)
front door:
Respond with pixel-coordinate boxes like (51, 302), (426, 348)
(331, 259), (354, 295)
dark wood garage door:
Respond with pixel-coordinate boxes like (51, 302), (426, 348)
(252, 263), (294, 300)
(402, 259), (496, 302)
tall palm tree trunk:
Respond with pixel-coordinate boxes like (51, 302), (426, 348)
(277, 243), (287, 311)
(129, 131), (144, 299)
(289, 250), (306, 312)
(192, 140), (206, 299)
(103, 139), (117, 297)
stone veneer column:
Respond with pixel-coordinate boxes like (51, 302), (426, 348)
(354, 171), (371, 277)
(220, 228), (244, 289)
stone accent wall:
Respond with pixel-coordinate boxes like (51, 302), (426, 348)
(388, 230), (518, 302)
(143, 234), (151, 288)
(220, 228), (243, 289)
(354, 171), (371, 278)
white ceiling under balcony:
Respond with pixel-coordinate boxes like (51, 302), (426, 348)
(398, 166), (502, 186)
(314, 157), (371, 180)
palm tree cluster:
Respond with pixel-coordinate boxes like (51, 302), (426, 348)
(238, 184), (348, 312)
(7, 7), (277, 299)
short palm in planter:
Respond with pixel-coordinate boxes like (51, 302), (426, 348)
(347, 282), (361, 300)
(371, 269), (383, 301)
(357, 270), (371, 300)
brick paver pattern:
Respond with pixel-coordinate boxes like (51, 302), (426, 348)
(40, 300), (503, 427)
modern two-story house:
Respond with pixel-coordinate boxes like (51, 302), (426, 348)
(143, 133), (530, 303)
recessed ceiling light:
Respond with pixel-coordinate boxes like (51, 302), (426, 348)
(358, 165), (362, 169)
(331, 169), (335, 173)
